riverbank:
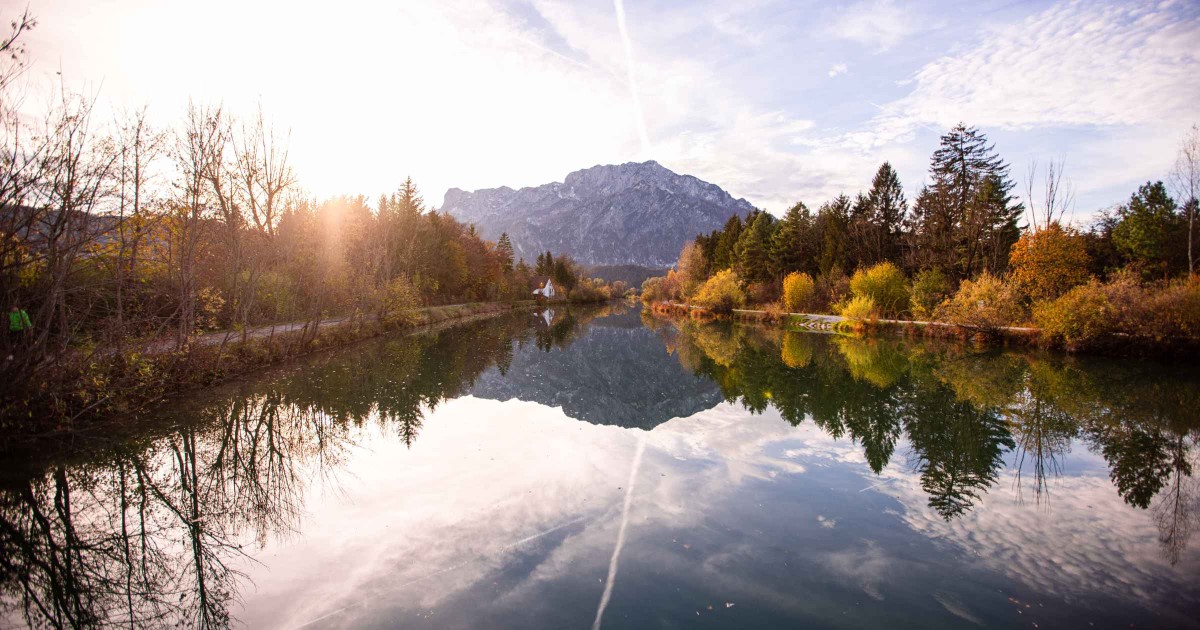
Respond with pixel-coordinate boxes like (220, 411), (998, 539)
(646, 300), (1193, 357)
(1, 301), (540, 439)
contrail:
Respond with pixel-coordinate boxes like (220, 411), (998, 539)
(592, 434), (647, 630)
(613, 0), (651, 155)
(290, 514), (593, 629)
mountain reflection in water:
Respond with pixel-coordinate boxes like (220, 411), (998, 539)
(1, 303), (1197, 628)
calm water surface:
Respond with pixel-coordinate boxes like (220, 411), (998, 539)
(2, 304), (1198, 628)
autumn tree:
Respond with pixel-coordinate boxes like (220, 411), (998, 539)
(1008, 223), (1091, 302)
(675, 241), (707, 298)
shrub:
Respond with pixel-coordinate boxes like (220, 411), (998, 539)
(1143, 276), (1200, 339)
(910, 268), (951, 320)
(1009, 223), (1091, 302)
(815, 271), (851, 313)
(1096, 269), (1150, 336)
(761, 302), (786, 323)
(839, 294), (878, 331)
(640, 276), (665, 304)
(693, 269), (746, 314)
(936, 271), (1025, 333)
(1033, 281), (1115, 349)
(382, 275), (422, 325)
(849, 262), (909, 317)
(782, 272), (816, 313)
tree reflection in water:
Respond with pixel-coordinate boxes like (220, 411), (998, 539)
(668, 319), (1199, 551)
(0, 306), (1196, 627)
(0, 309), (587, 628)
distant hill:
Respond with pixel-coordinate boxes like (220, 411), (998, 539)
(468, 307), (723, 428)
(440, 160), (755, 267)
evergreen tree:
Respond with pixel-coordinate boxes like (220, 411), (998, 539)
(846, 192), (873, 270)
(910, 124), (1022, 278)
(771, 201), (816, 277)
(1113, 181), (1181, 277)
(736, 212), (777, 284)
(496, 232), (514, 273)
(865, 162), (907, 265)
(712, 214), (744, 271)
(552, 257), (576, 296)
(815, 195), (851, 275)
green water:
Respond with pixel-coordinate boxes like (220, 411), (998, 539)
(1, 303), (1197, 628)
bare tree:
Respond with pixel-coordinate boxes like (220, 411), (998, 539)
(236, 105), (296, 238)
(1170, 124), (1199, 275)
(226, 106), (297, 338)
(171, 103), (223, 347)
(1024, 159), (1075, 232)
(112, 105), (165, 340)
(0, 6), (36, 91)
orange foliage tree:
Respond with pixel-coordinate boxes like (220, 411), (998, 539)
(1008, 223), (1091, 302)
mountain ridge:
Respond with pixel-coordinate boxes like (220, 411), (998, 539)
(440, 160), (755, 267)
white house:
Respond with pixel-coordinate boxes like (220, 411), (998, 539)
(533, 279), (555, 298)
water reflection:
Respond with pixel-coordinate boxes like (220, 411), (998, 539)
(0, 306), (1197, 628)
(666, 320), (1199, 538)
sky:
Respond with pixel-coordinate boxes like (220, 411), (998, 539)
(13, 0), (1200, 221)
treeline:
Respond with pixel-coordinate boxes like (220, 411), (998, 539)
(0, 12), (616, 418)
(643, 124), (1200, 350)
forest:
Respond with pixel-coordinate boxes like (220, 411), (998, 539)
(0, 12), (615, 425)
(642, 124), (1200, 351)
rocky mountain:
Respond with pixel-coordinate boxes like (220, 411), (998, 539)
(469, 307), (724, 429)
(440, 161), (755, 267)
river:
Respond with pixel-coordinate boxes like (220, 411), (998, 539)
(1, 303), (1197, 628)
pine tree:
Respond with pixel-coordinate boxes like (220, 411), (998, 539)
(736, 212), (777, 284)
(1113, 181), (1180, 276)
(865, 162), (907, 265)
(815, 195), (851, 275)
(496, 232), (514, 273)
(770, 201), (815, 277)
(847, 192), (873, 269)
(712, 214), (744, 271)
(911, 124), (1022, 278)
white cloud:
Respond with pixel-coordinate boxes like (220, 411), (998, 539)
(873, 1), (1200, 141)
(19, 0), (1199, 222)
(826, 0), (920, 51)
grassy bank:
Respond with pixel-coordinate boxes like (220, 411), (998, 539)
(1, 301), (537, 439)
(646, 300), (1193, 357)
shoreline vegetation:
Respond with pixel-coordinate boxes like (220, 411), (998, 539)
(640, 124), (1200, 357)
(0, 11), (629, 435)
(1, 300), (562, 445)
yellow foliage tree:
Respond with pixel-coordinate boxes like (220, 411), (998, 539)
(848, 262), (909, 317)
(693, 269), (745, 314)
(782, 272), (815, 313)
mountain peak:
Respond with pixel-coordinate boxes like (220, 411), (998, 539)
(441, 161), (754, 267)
